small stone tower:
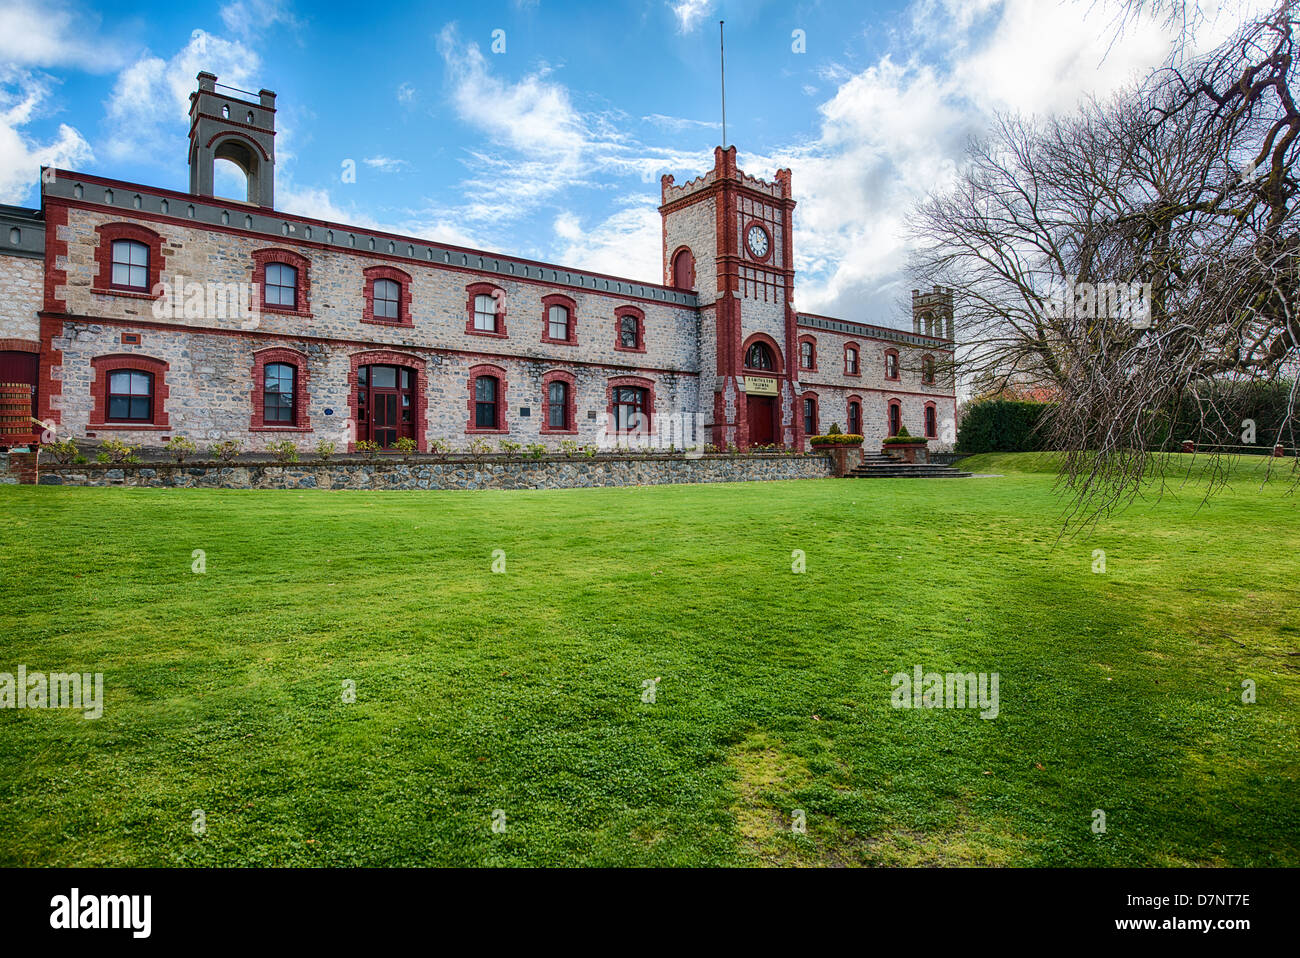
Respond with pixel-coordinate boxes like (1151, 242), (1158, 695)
(188, 72), (277, 208)
(912, 286), (954, 341)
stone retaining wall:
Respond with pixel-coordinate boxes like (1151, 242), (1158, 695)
(33, 454), (834, 490)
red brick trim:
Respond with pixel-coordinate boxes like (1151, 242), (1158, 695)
(741, 331), (784, 374)
(36, 314), (62, 426)
(252, 247), (312, 317)
(605, 375), (655, 434)
(540, 369), (578, 434)
(613, 305), (646, 353)
(539, 292), (578, 346)
(361, 264), (413, 327)
(801, 390), (819, 437)
(797, 333), (818, 373)
(669, 245), (696, 291)
(466, 363), (509, 434)
(250, 346), (312, 431)
(88, 353), (170, 428)
(884, 348), (901, 381)
(92, 222), (165, 299)
(466, 282), (508, 338)
(844, 340), (862, 377)
(347, 349), (428, 452)
(0, 339), (39, 353)
(42, 203), (68, 317)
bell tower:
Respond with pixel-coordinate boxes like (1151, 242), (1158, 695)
(188, 72), (277, 208)
(660, 146), (798, 450)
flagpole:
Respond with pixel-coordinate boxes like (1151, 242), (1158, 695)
(719, 20), (727, 149)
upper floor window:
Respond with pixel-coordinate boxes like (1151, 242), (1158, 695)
(745, 342), (774, 371)
(107, 369), (153, 421)
(885, 350), (900, 380)
(111, 240), (149, 290)
(671, 248), (695, 290)
(373, 279), (401, 321)
(548, 305), (570, 341)
(474, 294), (498, 332)
(845, 346), (859, 375)
(265, 263), (298, 309)
(800, 340), (815, 370)
(922, 354), (936, 385)
(263, 362), (296, 424)
(616, 310), (644, 351)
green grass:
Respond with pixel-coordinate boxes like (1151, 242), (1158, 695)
(0, 453), (1296, 866)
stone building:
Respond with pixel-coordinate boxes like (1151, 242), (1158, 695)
(0, 73), (955, 454)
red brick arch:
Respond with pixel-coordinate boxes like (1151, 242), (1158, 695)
(348, 349), (427, 451)
(250, 346), (311, 431)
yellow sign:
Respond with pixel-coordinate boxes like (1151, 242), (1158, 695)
(744, 376), (778, 396)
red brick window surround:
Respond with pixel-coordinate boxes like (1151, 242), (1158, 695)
(541, 370), (577, 434)
(848, 396), (863, 436)
(802, 392), (819, 436)
(922, 353), (936, 385)
(362, 265), (413, 326)
(251, 347), (311, 431)
(93, 223), (164, 300)
(670, 246), (696, 291)
(466, 283), (508, 338)
(885, 348), (901, 381)
(888, 399), (903, 437)
(252, 248), (312, 317)
(844, 342), (861, 377)
(466, 363), (509, 433)
(925, 402), (938, 438)
(798, 335), (817, 372)
(540, 293), (578, 346)
(606, 375), (655, 434)
(742, 332), (782, 373)
(614, 306), (645, 353)
(89, 354), (169, 430)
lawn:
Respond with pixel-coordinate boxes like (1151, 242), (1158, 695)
(0, 453), (1296, 866)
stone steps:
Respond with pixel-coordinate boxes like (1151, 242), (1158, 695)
(847, 454), (972, 479)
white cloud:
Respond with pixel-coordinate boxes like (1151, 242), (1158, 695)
(0, 0), (132, 73)
(396, 82), (415, 103)
(364, 156), (410, 173)
(670, 0), (714, 33)
(219, 0), (302, 43)
(103, 30), (261, 164)
(552, 201), (663, 280)
(0, 69), (93, 203)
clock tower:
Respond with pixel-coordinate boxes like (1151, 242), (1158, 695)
(660, 146), (800, 450)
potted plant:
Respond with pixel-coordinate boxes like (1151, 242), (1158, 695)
(808, 424), (865, 475)
(882, 425), (929, 463)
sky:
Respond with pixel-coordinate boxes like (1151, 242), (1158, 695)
(0, 0), (1255, 328)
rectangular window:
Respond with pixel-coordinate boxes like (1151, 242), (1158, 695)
(475, 376), (498, 428)
(619, 316), (639, 349)
(548, 381), (568, 429)
(111, 240), (149, 290)
(265, 263), (297, 308)
(374, 279), (400, 320)
(107, 370), (153, 422)
(474, 294), (497, 332)
(263, 363), (295, 424)
(803, 398), (816, 434)
(548, 305), (569, 341)
(613, 386), (648, 432)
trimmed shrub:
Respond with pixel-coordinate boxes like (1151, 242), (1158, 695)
(956, 399), (1055, 454)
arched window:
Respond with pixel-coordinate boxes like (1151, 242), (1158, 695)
(848, 400), (862, 436)
(672, 248), (695, 290)
(264, 263), (298, 308)
(111, 240), (149, 290)
(925, 404), (938, 438)
(799, 339), (816, 371)
(922, 354), (936, 385)
(745, 341), (774, 370)
(612, 385), (650, 433)
(373, 279), (401, 321)
(106, 369), (153, 422)
(548, 380), (570, 430)
(475, 375), (501, 428)
(888, 400), (902, 436)
(263, 362), (296, 424)
(548, 305), (570, 341)
(803, 396), (818, 435)
(615, 309), (644, 352)
(885, 349), (900, 380)
(845, 345), (859, 375)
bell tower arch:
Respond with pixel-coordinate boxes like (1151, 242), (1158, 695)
(188, 72), (277, 208)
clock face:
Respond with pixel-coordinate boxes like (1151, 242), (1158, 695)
(746, 225), (770, 259)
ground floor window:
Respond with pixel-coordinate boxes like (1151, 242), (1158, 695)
(925, 405), (938, 438)
(548, 380), (569, 430)
(475, 376), (500, 429)
(263, 362), (296, 425)
(612, 385), (649, 432)
(888, 401), (902, 437)
(803, 396), (818, 435)
(107, 370), (153, 422)
(848, 400), (862, 436)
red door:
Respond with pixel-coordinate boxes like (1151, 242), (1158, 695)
(358, 364), (416, 448)
(0, 351), (38, 418)
(747, 396), (777, 446)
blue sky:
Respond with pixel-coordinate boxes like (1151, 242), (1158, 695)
(0, 0), (1236, 326)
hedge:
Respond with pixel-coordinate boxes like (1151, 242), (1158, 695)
(956, 399), (1055, 454)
